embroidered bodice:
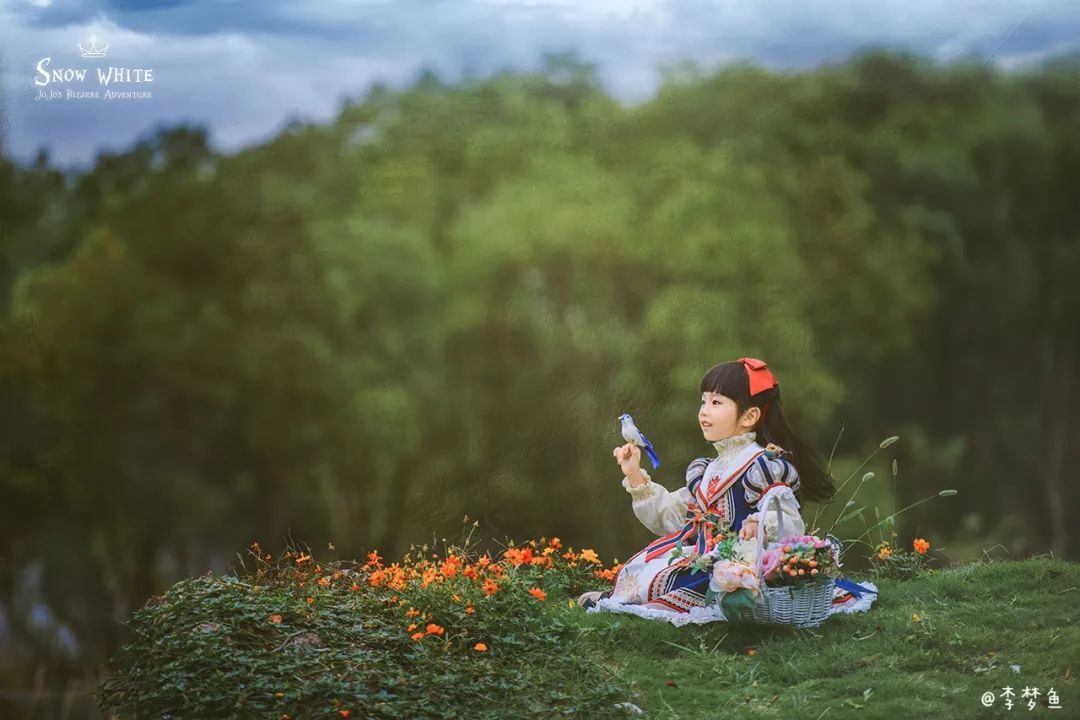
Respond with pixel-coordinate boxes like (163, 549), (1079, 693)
(621, 429), (804, 545)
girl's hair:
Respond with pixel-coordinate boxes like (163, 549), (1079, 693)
(699, 360), (836, 503)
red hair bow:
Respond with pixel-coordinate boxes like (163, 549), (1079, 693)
(739, 357), (778, 396)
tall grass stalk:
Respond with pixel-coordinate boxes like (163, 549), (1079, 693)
(849, 489), (958, 549)
(810, 434), (898, 532)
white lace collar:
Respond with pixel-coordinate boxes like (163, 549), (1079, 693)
(710, 431), (758, 464)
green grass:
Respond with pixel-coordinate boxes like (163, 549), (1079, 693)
(99, 548), (1079, 719)
(566, 557), (1079, 719)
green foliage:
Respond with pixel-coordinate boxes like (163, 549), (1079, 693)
(99, 552), (1080, 719)
(99, 539), (628, 719)
(870, 544), (931, 581)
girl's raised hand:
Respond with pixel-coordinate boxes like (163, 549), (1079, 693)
(613, 442), (642, 477)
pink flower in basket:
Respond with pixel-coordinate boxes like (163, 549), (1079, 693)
(759, 548), (783, 581)
(780, 534), (821, 546)
(710, 560), (760, 597)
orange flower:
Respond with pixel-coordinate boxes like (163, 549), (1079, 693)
(474, 642), (488, 652)
(489, 565), (505, 577)
(317, 576), (331, 587)
(465, 605), (475, 614)
(548, 537), (562, 549)
(411, 632), (425, 641)
(503, 547), (534, 567)
(406, 608), (421, 618)
(440, 558), (460, 578)
(562, 551), (578, 562)
(477, 555), (491, 568)
(425, 623), (445, 636)
(747, 648), (756, 656)
(482, 578), (499, 596)
(348, 583), (360, 592)
(913, 538), (930, 554)
(529, 587), (546, 601)
(305, 597), (314, 604)
(296, 554), (311, 565)
(580, 549), (600, 565)
(339, 711), (351, 718)
(463, 566), (479, 580)
(268, 614), (283, 624)
(407, 623), (418, 632)
(366, 551), (383, 567)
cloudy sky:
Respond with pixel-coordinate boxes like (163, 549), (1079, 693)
(1, 0), (1077, 168)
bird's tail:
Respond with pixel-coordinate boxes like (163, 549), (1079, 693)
(644, 446), (661, 470)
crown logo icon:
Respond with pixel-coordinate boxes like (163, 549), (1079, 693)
(76, 34), (110, 58)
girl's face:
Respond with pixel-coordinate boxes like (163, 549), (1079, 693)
(699, 391), (759, 442)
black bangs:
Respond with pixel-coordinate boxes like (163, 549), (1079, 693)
(699, 361), (751, 404)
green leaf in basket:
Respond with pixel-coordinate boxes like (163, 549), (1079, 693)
(688, 554), (712, 575)
(667, 546), (686, 566)
(720, 588), (757, 619)
(705, 587), (718, 607)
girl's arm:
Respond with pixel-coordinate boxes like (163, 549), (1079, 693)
(742, 456), (806, 542)
(622, 468), (692, 536)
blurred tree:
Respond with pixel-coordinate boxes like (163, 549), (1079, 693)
(1, 51), (1078, 696)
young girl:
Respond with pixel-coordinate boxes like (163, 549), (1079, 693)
(579, 358), (870, 622)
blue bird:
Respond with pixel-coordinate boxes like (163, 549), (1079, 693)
(618, 413), (661, 470)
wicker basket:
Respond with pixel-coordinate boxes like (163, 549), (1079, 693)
(736, 487), (835, 628)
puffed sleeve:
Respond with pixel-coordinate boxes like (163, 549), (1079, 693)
(742, 455), (805, 542)
(621, 467), (693, 537)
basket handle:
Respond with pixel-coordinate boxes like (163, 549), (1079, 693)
(752, 489), (790, 592)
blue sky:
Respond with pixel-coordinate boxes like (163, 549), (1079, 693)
(1, 0), (1078, 168)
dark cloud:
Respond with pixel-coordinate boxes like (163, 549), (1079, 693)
(3, 0), (1079, 166)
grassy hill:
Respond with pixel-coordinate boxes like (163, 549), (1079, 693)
(579, 557), (1078, 719)
(97, 543), (1078, 719)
